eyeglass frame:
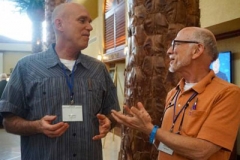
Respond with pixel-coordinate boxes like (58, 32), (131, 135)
(171, 40), (200, 51)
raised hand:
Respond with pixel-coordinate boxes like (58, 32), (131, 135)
(111, 102), (154, 135)
(92, 114), (111, 140)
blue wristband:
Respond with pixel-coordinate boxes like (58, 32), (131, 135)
(149, 125), (159, 144)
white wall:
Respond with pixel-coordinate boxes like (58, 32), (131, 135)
(0, 52), (3, 73)
(0, 43), (31, 52)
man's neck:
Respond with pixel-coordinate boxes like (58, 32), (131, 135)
(181, 70), (210, 83)
(55, 44), (80, 60)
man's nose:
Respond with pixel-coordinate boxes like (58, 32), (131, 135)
(87, 23), (93, 31)
(166, 46), (173, 55)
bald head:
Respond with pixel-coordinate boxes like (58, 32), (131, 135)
(51, 2), (93, 51)
(178, 27), (218, 62)
(51, 2), (91, 34)
(52, 2), (88, 23)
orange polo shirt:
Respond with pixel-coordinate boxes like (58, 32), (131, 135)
(159, 70), (240, 160)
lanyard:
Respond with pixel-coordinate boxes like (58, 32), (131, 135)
(62, 62), (77, 105)
(170, 91), (198, 133)
(160, 89), (180, 126)
(160, 88), (198, 134)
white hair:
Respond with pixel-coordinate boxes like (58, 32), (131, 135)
(0, 73), (7, 81)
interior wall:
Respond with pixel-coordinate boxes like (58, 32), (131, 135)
(217, 36), (240, 85)
(0, 52), (3, 73)
(115, 63), (125, 110)
(200, 0), (240, 25)
(81, 0), (104, 58)
(73, 0), (98, 20)
(3, 51), (31, 75)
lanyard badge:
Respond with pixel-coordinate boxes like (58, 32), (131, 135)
(62, 62), (76, 105)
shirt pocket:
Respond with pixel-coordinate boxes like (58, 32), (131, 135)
(86, 78), (106, 115)
(181, 110), (206, 136)
(26, 78), (62, 119)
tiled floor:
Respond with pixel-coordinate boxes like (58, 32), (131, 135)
(0, 128), (121, 160)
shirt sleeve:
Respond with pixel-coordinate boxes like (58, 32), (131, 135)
(197, 86), (240, 151)
(0, 61), (28, 118)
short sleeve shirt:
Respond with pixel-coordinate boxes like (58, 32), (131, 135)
(0, 44), (120, 160)
(160, 70), (240, 160)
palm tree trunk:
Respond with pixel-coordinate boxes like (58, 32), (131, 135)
(31, 20), (43, 53)
(27, 4), (45, 53)
(120, 0), (200, 160)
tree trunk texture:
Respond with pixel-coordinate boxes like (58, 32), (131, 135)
(120, 0), (200, 160)
(45, 0), (66, 47)
(31, 20), (44, 53)
(27, 7), (45, 53)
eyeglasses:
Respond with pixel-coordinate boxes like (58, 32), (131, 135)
(171, 40), (200, 51)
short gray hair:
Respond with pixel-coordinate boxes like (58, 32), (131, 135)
(0, 73), (7, 81)
(193, 29), (219, 62)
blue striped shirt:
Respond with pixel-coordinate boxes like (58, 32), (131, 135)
(0, 44), (120, 160)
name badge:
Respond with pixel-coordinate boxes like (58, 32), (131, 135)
(62, 105), (83, 122)
(158, 142), (173, 155)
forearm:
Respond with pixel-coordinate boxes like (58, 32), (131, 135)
(155, 128), (220, 160)
(3, 113), (41, 136)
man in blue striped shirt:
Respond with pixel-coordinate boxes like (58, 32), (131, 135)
(0, 2), (120, 160)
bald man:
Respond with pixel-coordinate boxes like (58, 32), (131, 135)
(0, 2), (120, 160)
(111, 27), (240, 160)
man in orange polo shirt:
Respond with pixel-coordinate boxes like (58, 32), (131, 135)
(111, 27), (240, 160)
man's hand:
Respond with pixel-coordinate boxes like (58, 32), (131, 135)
(111, 102), (154, 135)
(92, 114), (111, 140)
(3, 114), (69, 137)
(38, 115), (69, 138)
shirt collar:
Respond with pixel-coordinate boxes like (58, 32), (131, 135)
(176, 70), (216, 94)
(46, 44), (90, 70)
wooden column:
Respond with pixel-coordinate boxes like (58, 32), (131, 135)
(119, 0), (200, 159)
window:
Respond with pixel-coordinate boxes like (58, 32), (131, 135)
(104, 0), (126, 62)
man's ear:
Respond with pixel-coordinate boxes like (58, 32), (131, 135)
(192, 43), (204, 59)
(54, 19), (63, 31)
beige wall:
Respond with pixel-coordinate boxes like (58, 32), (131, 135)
(81, 0), (104, 58)
(2, 51), (31, 75)
(0, 43), (31, 75)
(115, 63), (125, 110)
(200, 0), (240, 27)
(217, 36), (240, 86)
